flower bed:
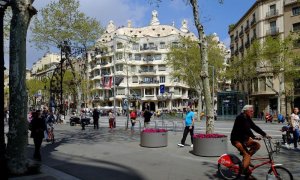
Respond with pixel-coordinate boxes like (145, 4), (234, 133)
(140, 128), (168, 148)
(193, 133), (228, 157)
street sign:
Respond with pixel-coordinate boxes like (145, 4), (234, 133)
(160, 84), (165, 94)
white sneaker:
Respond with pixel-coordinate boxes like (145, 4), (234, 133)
(190, 144), (193, 148)
(295, 147), (300, 151)
(284, 143), (290, 149)
(177, 143), (184, 147)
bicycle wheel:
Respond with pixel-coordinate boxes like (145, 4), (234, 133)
(218, 162), (242, 180)
(268, 166), (293, 180)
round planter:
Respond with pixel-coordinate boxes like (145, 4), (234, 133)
(140, 131), (168, 148)
(193, 136), (228, 157)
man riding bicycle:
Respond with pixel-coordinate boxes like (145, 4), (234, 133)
(230, 105), (271, 176)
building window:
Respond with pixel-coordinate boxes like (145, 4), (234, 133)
(160, 42), (166, 49)
(131, 65), (136, 73)
(259, 78), (266, 91)
(145, 88), (154, 95)
(293, 22), (300, 32)
(116, 64), (123, 71)
(132, 76), (138, 83)
(160, 76), (165, 83)
(117, 42), (123, 49)
(292, 6), (300, 16)
(117, 88), (125, 95)
(158, 65), (166, 71)
(116, 53), (123, 60)
(135, 54), (141, 60)
(174, 87), (180, 95)
(132, 43), (139, 50)
(154, 54), (162, 60)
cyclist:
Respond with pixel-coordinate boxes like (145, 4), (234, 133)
(230, 105), (270, 177)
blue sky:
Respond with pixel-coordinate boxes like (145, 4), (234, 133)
(21, 0), (256, 69)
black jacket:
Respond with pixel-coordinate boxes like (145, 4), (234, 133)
(230, 113), (266, 143)
(30, 117), (47, 139)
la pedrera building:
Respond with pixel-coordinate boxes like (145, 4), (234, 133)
(88, 10), (198, 112)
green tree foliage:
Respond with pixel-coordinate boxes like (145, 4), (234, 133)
(26, 78), (45, 97)
(228, 36), (300, 114)
(166, 35), (224, 91)
(30, 0), (103, 49)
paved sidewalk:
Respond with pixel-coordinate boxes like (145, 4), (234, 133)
(8, 119), (300, 180)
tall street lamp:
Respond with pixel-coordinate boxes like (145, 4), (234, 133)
(0, 0), (9, 178)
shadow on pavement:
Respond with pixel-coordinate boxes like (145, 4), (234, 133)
(24, 129), (145, 180)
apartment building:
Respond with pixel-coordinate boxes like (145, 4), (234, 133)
(229, 0), (300, 116)
(284, 0), (300, 109)
(89, 11), (197, 112)
(31, 52), (61, 80)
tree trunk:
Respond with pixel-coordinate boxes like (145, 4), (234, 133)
(6, 0), (36, 174)
(196, 89), (202, 121)
(190, 0), (214, 134)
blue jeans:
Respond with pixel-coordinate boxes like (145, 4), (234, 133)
(293, 128), (299, 148)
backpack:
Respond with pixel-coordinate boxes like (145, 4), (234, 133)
(130, 111), (137, 118)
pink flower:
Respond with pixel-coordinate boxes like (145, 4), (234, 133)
(193, 133), (227, 139)
(142, 128), (168, 133)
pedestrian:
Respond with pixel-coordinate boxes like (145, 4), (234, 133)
(143, 109), (152, 128)
(177, 106), (195, 148)
(93, 108), (100, 129)
(108, 110), (115, 129)
(29, 110), (47, 161)
(289, 107), (300, 150)
(80, 110), (86, 130)
(130, 109), (137, 130)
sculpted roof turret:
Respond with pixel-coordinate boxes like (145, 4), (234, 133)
(97, 11), (197, 43)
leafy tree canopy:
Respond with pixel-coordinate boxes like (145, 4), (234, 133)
(166, 35), (225, 90)
(30, 0), (103, 50)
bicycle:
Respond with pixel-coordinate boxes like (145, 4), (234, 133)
(217, 137), (293, 180)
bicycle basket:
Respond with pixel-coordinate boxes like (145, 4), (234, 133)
(264, 138), (281, 154)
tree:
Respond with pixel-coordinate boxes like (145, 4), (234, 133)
(31, 0), (102, 50)
(26, 78), (46, 108)
(150, 0), (224, 133)
(31, 0), (103, 112)
(166, 36), (225, 121)
(228, 36), (300, 115)
(6, 0), (37, 175)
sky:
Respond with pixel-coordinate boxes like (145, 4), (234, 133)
(20, 0), (256, 69)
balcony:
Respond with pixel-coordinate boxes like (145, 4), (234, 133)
(266, 9), (279, 19)
(245, 40), (250, 48)
(250, 18), (256, 26)
(239, 45), (244, 52)
(239, 30), (244, 37)
(139, 80), (159, 84)
(140, 46), (158, 51)
(266, 27), (279, 36)
(139, 69), (156, 74)
(244, 24), (250, 32)
(234, 35), (238, 41)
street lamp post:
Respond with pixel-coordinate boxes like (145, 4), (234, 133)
(0, 0), (9, 178)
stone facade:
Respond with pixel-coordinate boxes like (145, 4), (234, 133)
(89, 11), (197, 112)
